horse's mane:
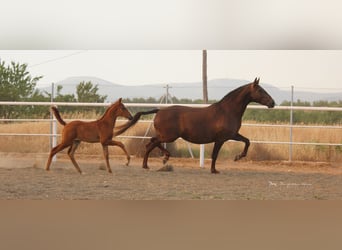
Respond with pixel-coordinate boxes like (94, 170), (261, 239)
(218, 83), (251, 104)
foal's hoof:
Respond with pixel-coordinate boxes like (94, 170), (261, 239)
(142, 166), (150, 170)
(126, 157), (131, 166)
(211, 169), (220, 174)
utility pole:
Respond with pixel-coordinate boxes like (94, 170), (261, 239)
(51, 83), (57, 162)
(200, 50), (208, 167)
(164, 84), (172, 104)
(202, 50), (208, 103)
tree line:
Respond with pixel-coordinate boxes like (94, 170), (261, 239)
(0, 61), (107, 118)
(122, 97), (342, 125)
(1, 61), (341, 124)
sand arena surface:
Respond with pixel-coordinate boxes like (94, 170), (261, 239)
(0, 153), (341, 200)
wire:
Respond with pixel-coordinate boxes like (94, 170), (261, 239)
(28, 50), (87, 68)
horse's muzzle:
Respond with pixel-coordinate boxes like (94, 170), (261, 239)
(268, 99), (275, 108)
(128, 114), (134, 120)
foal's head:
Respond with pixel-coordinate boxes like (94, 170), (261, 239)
(249, 78), (275, 108)
(113, 98), (133, 120)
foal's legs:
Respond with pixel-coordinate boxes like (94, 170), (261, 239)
(107, 140), (131, 166)
(102, 145), (112, 173)
(45, 143), (70, 171)
(233, 133), (250, 161)
(67, 140), (82, 174)
(211, 141), (224, 174)
(102, 140), (131, 174)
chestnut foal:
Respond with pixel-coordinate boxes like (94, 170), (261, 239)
(45, 98), (133, 174)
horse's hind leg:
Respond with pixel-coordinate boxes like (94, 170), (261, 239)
(107, 140), (130, 166)
(211, 141), (224, 174)
(156, 143), (171, 164)
(143, 137), (161, 169)
(68, 141), (82, 174)
(149, 137), (170, 161)
(233, 133), (250, 161)
(46, 143), (70, 171)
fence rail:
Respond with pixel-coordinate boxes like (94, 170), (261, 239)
(0, 101), (341, 164)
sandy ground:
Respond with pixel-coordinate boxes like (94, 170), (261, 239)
(0, 152), (341, 200)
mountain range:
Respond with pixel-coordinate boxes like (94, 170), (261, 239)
(39, 76), (342, 104)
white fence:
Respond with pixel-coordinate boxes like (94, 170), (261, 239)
(0, 101), (341, 165)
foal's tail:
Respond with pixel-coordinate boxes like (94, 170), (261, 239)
(50, 106), (67, 126)
(114, 109), (159, 136)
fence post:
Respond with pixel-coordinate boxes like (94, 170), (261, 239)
(289, 85), (294, 162)
(200, 50), (208, 168)
(50, 83), (57, 162)
(200, 144), (205, 167)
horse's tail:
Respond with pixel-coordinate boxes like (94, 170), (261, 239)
(51, 106), (67, 126)
(114, 109), (159, 136)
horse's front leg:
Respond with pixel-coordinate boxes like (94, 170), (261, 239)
(233, 133), (250, 161)
(101, 144), (112, 173)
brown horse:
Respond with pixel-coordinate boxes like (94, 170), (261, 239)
(45, 98), (133, 174)
(116, 78), (275, 173)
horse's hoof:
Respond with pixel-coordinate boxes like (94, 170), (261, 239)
(211, 169), (220, 174)
(143, 166), (150, 170)
(234, 155), (241, 161)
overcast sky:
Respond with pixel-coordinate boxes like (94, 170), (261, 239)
(1, 1), (342, 92)
(0, 50), (341, 92)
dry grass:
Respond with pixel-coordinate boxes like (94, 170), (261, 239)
(0, 120), (341, 162)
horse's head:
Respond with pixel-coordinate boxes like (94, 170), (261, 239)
(249, 78), (275, 108)
(116, 98), (133, 120)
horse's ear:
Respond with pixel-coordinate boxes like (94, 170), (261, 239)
(118, 98), (122, 103)
(253, 77), (260, 85)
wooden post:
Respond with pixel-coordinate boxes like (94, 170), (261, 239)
(202, 50), (208, 103)
(200, 50), (208, 167)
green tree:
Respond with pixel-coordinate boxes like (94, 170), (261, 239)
(43, 85), (77, 113)
(0, 61), (43, 118)
(76, 81), (107, 103)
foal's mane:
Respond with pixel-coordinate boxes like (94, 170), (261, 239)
(98, 101), (120, 122)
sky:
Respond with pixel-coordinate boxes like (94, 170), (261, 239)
(1, 1), (342, 93)
(0, 50), (342, 93)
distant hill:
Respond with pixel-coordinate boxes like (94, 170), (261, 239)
(39, 76), (342, 104)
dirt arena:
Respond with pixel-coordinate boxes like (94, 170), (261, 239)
(0, 152), (341, 200)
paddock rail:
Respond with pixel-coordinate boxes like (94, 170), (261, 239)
(0, 101), (341, 165)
